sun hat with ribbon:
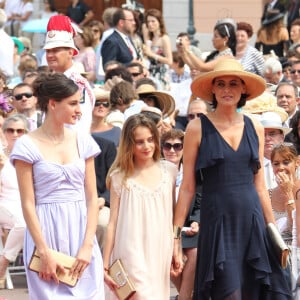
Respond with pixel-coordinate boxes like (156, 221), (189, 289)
(136, 84), (175, 117)
(260, 111), (292, 136)
(191, 58), (266, 102)
(44, 15), (79, 56)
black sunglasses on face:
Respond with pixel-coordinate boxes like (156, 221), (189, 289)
(162, 142), (183, 151)
(131, 72), (141, 77)
(95, 101), (109, 108)
(14, 92), (33, 101)
(187, 113), (202, 121)
(5, 128), (26, 134)
(291, 70), (300, 74)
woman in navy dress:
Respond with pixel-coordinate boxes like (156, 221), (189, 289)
(172, 58), (292, 299)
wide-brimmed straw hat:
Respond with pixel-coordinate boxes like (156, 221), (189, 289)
(260, 111), (292, 135)
(136, 84), (175, 117)
(191, 59), (266, 102)
(262, 12), (285, 26)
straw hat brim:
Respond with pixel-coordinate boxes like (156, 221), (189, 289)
(136, 85), (175, 117)
(191, 69), (266, 102)
(263, 125), (292, 135)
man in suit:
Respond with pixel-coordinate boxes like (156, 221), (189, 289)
(101, 8), (138, 69)
(261, 0), (286, 24)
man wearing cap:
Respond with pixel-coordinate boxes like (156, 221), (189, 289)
(275, 81), (299, 127)
(44, 15), (94, 133)
(0, 9), (13, 78)
(260, 111), (292, 189)
(101, 8), (138, 69)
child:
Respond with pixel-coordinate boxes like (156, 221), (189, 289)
(103, 114), (177, 299)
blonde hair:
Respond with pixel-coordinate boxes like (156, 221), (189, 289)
(106, 114), (161, 187)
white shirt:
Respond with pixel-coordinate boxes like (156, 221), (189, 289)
(0, 29), (14, 77)
(264, 157), (277, 190)
(170, 78), (192, 116)
(64, 64), (95, 133)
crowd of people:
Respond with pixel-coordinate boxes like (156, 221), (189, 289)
(1, 0), (300, 299)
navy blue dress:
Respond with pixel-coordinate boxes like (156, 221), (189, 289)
(194, 114), (291, 299)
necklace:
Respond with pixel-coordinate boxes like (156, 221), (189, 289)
(41, 126), (64, 145)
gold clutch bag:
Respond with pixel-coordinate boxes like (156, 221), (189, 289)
(266, 223), (290, 269)
(109, 259), (136, 300)
(28, 248), (78, 287)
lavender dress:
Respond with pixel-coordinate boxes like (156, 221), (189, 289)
(10, 133), (104, 300)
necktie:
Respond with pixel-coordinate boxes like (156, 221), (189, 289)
(126, 37), (134, 56)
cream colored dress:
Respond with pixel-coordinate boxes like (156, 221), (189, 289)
(108, 160), (177, 300)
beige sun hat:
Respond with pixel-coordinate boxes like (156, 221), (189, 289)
(93, 87), (110, 100)
(242, 91), (288, 123)
(191, 58), (266, 102)
(136, 84), (175, 117)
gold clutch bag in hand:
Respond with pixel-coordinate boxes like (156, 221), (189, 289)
(28, 248), (78, 287)
(109, 259), (136, 300)
(266, 223), (290, 269)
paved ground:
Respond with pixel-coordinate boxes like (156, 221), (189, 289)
(0, 275), (178, 300)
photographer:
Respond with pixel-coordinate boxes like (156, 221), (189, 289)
(176, 32), (202, 58)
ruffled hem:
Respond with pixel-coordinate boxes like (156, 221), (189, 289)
(197, 214), (271, 291)
(196, 214), (291, 297)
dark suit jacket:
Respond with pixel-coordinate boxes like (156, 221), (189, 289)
(101, 30), (134, 68)
(261, 1), (286, 23)
(92, 134), (117, 207)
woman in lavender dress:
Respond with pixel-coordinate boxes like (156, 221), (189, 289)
(10, 72), (104, 299)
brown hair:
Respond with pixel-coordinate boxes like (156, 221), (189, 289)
(271, 143), (298, 162)
(145, 8), (167, 40)
(237, 22), (253, 38)
(107, 114), (161, 186)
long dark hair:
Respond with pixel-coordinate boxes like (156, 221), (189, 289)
(205, 23), (236, 62)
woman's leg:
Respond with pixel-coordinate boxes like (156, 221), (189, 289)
(178, 248), (197, 300)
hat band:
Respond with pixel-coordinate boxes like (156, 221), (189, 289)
(261, 120), (283, 129)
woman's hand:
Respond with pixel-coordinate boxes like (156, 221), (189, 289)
(39, 250), (66, 284)
(70, 245), (92, 279)
(275, 171), (294, 198)
(183, 222), (199, 236)
(170, 239), (184, 277)
(142, 44), (154, 59)
(104, 270), (119, 292)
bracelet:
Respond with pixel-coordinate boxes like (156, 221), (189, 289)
(287, 199), (295, 205)
(173, 225), (182, 239)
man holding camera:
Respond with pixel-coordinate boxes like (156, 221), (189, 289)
(176, 32), (202, 58)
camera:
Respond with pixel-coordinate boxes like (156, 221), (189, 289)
(176, 38), (182, 46)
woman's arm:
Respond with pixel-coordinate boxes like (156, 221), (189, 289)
(70, 156), (99, 278)
(252, 120), (276, 224)
(171, 119), (201, 275)
(179, 45), (230, 72)
(15, 159), (63, 284)
(103, 175), (121, 290)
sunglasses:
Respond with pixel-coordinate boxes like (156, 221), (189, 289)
(131, 72), (141, 77)
(162, 142), (183, 151)
(5, 128), (26, 135)
(187, 113), (202, 121)
(291, 70), (300, 74)
(95, 101), (109, 108)
(14, 92), (33, 101)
